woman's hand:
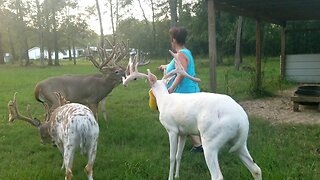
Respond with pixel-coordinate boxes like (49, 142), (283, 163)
(158, 64), (168, 71)
(168, 87), (174, 94)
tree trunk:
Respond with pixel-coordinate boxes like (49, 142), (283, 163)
(68, 45), (72, 61)
(280, 24), (286, 79)
(44, 4), (53, 66)
(16, 0), (30, 66)
(116, 0), (119, 28)
(137, 0), (149, 25)
(235, 16), (243, 71)
(109, 0), (116, 43)
(208, 0), (217, 92)
(52, 10), (59, 66)
(255, 19), (262, 92)
(178, 0), (182, 18)
(40, 31), (45, 66)
(36, 0), (44, 66)
(23, 37), (29, 66)
(7, 27), (16, 63)
(150, 0), (156, 54)
(72, 42), (76, 65)
(48, 48), (53, 65)
(168, 0), (177, 27)
(0, 33), (4, 64)
(95, 0), (104, 47)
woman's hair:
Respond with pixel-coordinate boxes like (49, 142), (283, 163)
(169, 27), (187, 45)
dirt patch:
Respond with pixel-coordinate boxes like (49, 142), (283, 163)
(239, 88), (320, 124)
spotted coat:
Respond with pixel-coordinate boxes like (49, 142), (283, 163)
(48, 103), (99, 180)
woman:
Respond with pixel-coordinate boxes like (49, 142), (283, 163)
(159, 26), (203, 152)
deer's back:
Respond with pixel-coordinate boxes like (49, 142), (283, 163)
(35, 74), (118, 104)
(50, 103), (99, 146)
(159, 92), (248, 134)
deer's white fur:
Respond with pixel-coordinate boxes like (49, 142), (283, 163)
(146, 72), (262, 180)
(122, 50), (262, 179)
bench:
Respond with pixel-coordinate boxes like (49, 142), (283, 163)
(291, 96), (320, 112)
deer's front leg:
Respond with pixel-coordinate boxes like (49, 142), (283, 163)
(168, 132), (178, 180)
(88, 104), (98, 120)
(57, 143), (65, 169)
(100, 97), (107, 122)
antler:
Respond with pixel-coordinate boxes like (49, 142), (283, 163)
(163, 50), (201, 82)
(8, 92), (41, 127)
(123, 50), (201, 87)
(122, 53), (148, 86)
(134, 49), (151, 66)
(88, 41), (129, 70)
(54, 92), (70, 106)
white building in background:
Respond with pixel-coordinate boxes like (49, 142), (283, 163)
(61, 48), (85, 59)
(4, 53), (12, 63)
(28, 47), (64, 60)
(28, 47), (85, 60)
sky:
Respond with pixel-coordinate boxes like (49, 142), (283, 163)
(77, 0), (152, 35)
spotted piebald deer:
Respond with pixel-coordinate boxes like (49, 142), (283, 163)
(8, 92), (99, 180)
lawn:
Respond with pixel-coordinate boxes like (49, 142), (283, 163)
(0, 57), (319, 179)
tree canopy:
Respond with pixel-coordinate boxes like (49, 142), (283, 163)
(1, 0), (320, 65)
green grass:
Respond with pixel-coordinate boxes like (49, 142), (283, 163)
(0, 58), (319, 179)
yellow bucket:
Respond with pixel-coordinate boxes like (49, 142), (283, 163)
(149, 89), (158, 111)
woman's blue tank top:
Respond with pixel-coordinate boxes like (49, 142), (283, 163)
(166, 49), (200, 93)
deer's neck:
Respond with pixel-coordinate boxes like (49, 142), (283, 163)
(101, 74), (120, 87)
(151, 81), (169, 109)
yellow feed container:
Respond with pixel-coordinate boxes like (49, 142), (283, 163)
(149, 89), (158, 111)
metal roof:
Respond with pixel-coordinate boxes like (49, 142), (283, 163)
(214, 0), (320, 25)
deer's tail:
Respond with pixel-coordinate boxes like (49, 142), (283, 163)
(34, 86), (45, 103)
(80, 124), (88, 155)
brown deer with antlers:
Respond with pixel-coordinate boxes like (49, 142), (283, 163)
(34, 41), (145, 121)
(8, 92), (99, 180)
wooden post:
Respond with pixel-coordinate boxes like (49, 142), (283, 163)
(208, 0), (217, 92)
(280, 24), (286, 79)
(0, 33), (4, 64)
(235, 16), (243, 71)
(255, 19), (262, 92)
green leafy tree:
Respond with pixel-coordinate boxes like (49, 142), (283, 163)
(7, 0), (31, 65)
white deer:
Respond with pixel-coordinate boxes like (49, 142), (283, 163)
(8, 92), (99, 180)
(122, 50), (262, 180)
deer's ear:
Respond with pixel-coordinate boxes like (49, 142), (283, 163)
(147, 71), (157, 85)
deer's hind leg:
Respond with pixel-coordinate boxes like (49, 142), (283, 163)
(201, 128), (231, 180)
(202, 141), (223, 180)
(85, 138), (98, 180)
(237, 144), (262, 180)
(63, 143), (76, 180)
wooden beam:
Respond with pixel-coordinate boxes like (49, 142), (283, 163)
(215, 3), (286, 25)
(208, 0), (217, 92)
(285, 27), (320, 33)
(255, 19), (262, 92)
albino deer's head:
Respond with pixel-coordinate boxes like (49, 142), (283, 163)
(7, 92), (67, 144)
(123, 50), (200, 88)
